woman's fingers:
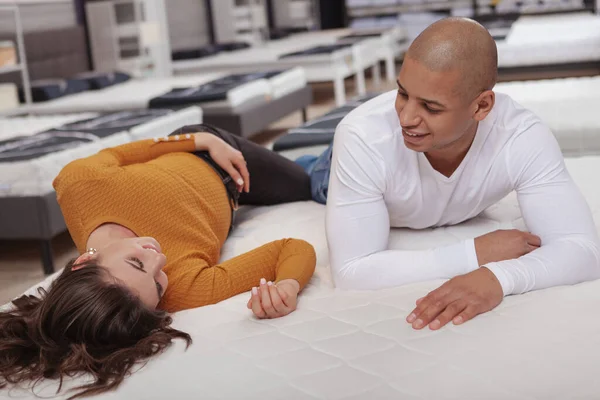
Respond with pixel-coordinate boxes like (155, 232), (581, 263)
(259, 278), (278, 318)
(250, 287), (266, 318)
(268, 282), (289, 315)
(223, 161), (245, 192)
(231, 153), (250, 193)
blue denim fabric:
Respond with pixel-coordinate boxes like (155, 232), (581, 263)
(295, 143), (333, 205)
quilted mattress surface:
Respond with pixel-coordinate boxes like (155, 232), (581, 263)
(0, 107), (202, 197)
(0, 113), (98, 142)
(3, 155), (600, 399)
(495, 76), (600, 156)
(497, 13), (600, 67)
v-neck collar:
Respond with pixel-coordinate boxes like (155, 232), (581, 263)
(417, 118), (494, 183)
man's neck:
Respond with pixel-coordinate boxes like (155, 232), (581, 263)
(425, 123), (478, 178)
(86, 223), (137, 252)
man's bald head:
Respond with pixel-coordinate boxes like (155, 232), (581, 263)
(405, 17), (498, 100)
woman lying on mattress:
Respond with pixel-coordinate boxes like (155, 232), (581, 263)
(0, 124), (316, 398)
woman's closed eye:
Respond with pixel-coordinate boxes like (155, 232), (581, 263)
(127, 257), (145, 272)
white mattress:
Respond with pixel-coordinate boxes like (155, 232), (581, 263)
(4, 155), (600, 399)
(23, 71), (304, 115)
(24, 70), (306, 115)
(292, 27), (408, 65)
(0, 107), (202, 197)
(495, 76), (600, 156)
(268, 67), (308, 99)
(497, 13), (600, 67)
(0, 113), (98, 142)
(172, 36), (357, 79)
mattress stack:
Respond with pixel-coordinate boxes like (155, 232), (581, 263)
(150, 67), (307, 110)
(0, 107), (201, 197)
(26, 68), (307, 115)
(22, 72), (132, 103)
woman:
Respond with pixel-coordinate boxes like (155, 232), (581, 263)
(0, 124), (316, 399)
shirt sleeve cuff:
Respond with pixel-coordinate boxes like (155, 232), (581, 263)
(434, 239), (481, 277)
(482, 262), (513, 296)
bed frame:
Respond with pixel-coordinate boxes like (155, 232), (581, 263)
(498, 61), (600, 82)
(0, 193), (64, 274)
(0, 25), (90, 274)
(202, 85), (312, 138)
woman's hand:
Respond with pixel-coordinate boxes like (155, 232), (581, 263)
(246, 278), (300, 319)
(194, 133), (250, 193)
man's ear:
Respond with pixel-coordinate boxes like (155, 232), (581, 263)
(472, 90), (495, 122)
(72, 253), (94, 271)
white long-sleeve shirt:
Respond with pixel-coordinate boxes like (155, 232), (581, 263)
(326, 90), (600, 296)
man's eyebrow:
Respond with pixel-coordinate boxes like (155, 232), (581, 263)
(396, 80), (447, 109)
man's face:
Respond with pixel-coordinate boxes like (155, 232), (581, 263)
(395, 57), (477, 153)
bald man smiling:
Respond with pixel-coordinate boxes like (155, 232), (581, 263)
(305, 18), (600, 330)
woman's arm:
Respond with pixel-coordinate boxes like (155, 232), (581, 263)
(159, 238), (316, 315)
(54, 131), (250, 193)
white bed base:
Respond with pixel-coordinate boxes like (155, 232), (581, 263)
(290, 26), (409, 84)
(173, 35), (383, 107)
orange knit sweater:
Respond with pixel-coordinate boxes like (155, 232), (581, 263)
(53, 136), (316, 312)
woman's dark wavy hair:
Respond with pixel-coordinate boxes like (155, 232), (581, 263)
(0, 259), (191, 399)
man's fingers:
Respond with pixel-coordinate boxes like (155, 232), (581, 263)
(407, 285), (454, 323)
(453, 305), (480, 325)
(407, 293), (443, 327)
(251, 287), (266, 318)
(407, 293), (435, 323)
(524, 232), (541, 247)
(429, 300), (467, 330)
(411, 298), (451, 329)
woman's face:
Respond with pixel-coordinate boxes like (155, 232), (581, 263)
(89, 237), (168, 308)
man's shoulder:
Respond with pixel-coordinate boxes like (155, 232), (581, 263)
(488, 92), (554, 148)
(337, 90), (400, 143)
(492, 92), (545, 132)
(491, 93), (562, 166)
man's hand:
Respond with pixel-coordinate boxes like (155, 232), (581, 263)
(475, 229), (541, 266)
(406, 267), (504, 330)
(194, 133), (250, 193)
(247, 278), (299, 319)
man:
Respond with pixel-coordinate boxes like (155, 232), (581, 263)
(308, 17), (600, 330)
